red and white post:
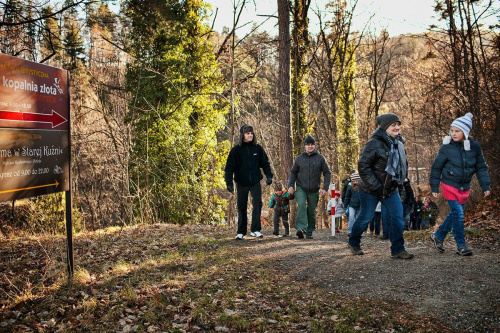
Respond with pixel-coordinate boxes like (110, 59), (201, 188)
(330, 183), (336, 236)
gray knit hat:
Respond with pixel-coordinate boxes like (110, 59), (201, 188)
(350, 172), (360, 181)
(450, 113), (473, 139)
(376, 113), (401, 131)
(443, 112), (473, 150)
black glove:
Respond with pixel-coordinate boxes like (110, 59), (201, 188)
(227, 185), (234, 193)
(266, 178), (272, 185)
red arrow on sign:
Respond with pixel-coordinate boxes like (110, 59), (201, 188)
(0, 110), (67, 128)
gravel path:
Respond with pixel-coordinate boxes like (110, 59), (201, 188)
(241, 228), (500, 332)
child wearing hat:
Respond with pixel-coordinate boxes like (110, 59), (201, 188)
(327, 190), (343, 232)
(344, 172), (361, 235)
(269, 181), (294, 237)
(429, 113), (491, 256)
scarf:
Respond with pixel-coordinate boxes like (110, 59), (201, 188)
(385, 134), (407, 185)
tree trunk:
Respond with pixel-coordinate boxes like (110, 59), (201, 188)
(277, 0), (294, 224)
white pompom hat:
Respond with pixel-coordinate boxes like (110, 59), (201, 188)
(442, 112), (473, 150)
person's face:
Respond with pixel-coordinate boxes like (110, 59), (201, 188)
(450, 126), (465, 142)
(352, 179), (359, 185)
(275, 190), (283, 195)
(386, 122), (401, 138)
(243, 131), (254, 142)
(305, 143), (315, 153)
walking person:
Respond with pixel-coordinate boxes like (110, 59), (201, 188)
(225, 124), (273, 240)
(327, 190), (343, 233)
(344, 172), (361, 236)
(419, 197), (432, 230)
(429, 113), (491, 256)
(369, 201), (382, 236)
(288, 135), (331, 239)
(341, 170), (355, 219)
(400, 179), (415, 231)
(348, 113), (414, 259)
(269, 181), (294, 237)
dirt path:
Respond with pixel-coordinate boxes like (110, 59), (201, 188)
(237, 228), (500, 332)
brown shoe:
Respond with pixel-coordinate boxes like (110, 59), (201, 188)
(391, 250), (414, 259)
(348, 244), (364, 255)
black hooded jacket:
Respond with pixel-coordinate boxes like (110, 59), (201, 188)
(224, 127), (272, 187)
(358, 128), (407, 198)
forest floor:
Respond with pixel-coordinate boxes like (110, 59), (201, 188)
(1, 217), (499, 332)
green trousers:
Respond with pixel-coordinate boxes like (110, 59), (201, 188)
(295, 186), (319, 236)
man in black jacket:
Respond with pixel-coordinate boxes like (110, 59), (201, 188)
(225, 124), (273, 240)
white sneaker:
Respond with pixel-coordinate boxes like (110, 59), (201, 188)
(235, 234), (244, 240)
(250, 231), (263, 238)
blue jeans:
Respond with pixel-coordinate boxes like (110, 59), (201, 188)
(349, 190), (406, 255)
(347, 207), (360, 234)
(434, 200), (466, 247)
(403, 212), (411, 230)
(381, 204), (390, 238)
(370, 212), (381, 235)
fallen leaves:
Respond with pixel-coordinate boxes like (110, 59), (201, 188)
(0, 223), (495, 332)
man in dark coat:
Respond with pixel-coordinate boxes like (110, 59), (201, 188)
(225, 124), (273, 240)
(288, 135), (331, 239)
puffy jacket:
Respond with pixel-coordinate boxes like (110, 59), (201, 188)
(288, 150), (331, 193)
(344, 185), (361, 209)
(224, 142), (272, 186)
(269, 190), (294, 216)
(430, 139), (490, 192)
(358, 128), (407, 198)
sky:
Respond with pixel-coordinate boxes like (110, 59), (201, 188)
(206, 0), (443, 37)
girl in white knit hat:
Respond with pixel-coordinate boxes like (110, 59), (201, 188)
(429, 113), (491, 256)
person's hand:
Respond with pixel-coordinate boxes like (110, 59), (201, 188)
(320, 189), (327, 197)
(288, 187), (294, 195)
(227, 185), (234, 193)
(266, 177), (272, 185)
(484, 190), (491, 197)
(432, 192), (439, 198)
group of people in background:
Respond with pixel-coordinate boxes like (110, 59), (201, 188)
(224, 111), (491, 258)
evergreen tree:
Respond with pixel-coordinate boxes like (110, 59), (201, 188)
(0, 0), (24, 56)
(125, 0), (229, 224)
(63, 20), (85, 70)
(41, 5), (63, 65)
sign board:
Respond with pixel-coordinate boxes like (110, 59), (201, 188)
(0, 53), (69, 202)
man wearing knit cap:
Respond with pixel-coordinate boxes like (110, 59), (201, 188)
(225, 124), (273, 240)
(288, 135), (331, 239)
